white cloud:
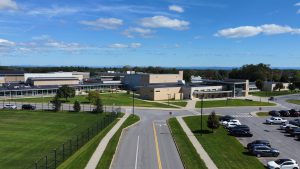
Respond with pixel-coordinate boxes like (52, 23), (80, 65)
(32, 35), (51, 41)
(0, 0), (17, 10)
(130, 43), (142, 48)
(28, 7), (80, 16)
(295, 2), (300, 6)
(80, 18), (123, 30)
(215, 24), (300, 38)
(297, 9), (300, 14)
(123, 27), (154, 38)
(108, 43), (142, 49)
(0, 38), (15, 46)
(139, 16), (189, 30)
(169, 5), (184, 13)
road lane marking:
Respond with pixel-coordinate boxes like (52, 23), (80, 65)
(153, 122), (163, 169)
(135, 136), (140, 169)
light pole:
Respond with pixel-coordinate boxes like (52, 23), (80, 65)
(132, 89), (135, 115)
(200, 95), (204, 136)
(167, 94), (170, 106)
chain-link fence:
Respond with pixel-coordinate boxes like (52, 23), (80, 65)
(25, 112), (119, 169)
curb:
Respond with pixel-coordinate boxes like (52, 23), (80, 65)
(108, 115), (141, 169)
(166, 119), (187, 169)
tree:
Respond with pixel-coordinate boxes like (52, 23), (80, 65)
(288, 83), (296, 92)
(57, 85), (75, 101)
(93, 98), (103, 114)
(207, 111), (220, 132)
(73, 100), (81, 112)
(274, 82), (284, 91)
(86, 91), (100, 104)
(255, 80), (264, 91)
(52, 96), (61, 112)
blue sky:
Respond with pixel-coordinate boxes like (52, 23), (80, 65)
(0, 0), (300, 67)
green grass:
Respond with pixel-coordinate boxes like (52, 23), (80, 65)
(256, 112), (269, 117)
(0, 110), (113, 169)
(165, 101), (188, 107)
(168, 118), (207, 169)
(96, 114), (140, 169)
(250, 90), (300, 97)
(58, 119), (120, 169)
(195, 99), (275, 108)
(286, 99), (300, 105)
(7, 93), (177, 108)
(183, 116), (265, 169)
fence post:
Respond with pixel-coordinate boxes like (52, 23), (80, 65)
(62, 144), (65, 161)
(35, 162), (38, 169)
(90, 104), (91, 112)
(87, 128), (90, 140)
(69, 104), (71, 111)
(77, 135), (79, 150)
(69, 139), (72, 155)
(45, 155), (48, 169)
(54, 149), (57, 168)
(48, 103), (49, 110)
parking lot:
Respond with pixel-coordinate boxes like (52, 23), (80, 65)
(236, 116), (300, 165)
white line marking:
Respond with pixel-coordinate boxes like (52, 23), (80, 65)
(134, 136), (140, 169)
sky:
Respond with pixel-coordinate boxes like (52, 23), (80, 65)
(0, 0), (300, 67)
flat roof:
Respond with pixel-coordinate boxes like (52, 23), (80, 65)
(29, 77), (79, 81)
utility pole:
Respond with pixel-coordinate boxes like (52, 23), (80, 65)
(132, 89), (135, 115)
(200, 95), (204, 136)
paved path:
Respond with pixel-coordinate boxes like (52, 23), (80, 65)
(85, 113), (129, 169)
(176, 116), (218, 169)
(185, 100), (197, 109)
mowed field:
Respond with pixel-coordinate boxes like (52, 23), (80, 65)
(0, 110), (110, 169)
(195, 99), (275, 108)
(8, 93), (176, 108)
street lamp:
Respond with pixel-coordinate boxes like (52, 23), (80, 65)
(200, 94), (204, 136)
(167, 94), (171, 106)
(132, 89), (135, 115)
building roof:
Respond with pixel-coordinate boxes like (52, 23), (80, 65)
(28, 77), (79, 81)
(141, 83), (183, 89)
(0, 70), (25, 76)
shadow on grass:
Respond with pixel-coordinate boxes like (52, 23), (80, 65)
(242, 151), (253, 156)
(192, 129), (213, 135)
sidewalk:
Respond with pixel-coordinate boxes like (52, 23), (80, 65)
(176, 116), (218, 169)
(85, 113), (129, 169)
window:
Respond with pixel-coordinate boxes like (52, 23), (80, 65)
(155, 90), (160, 92)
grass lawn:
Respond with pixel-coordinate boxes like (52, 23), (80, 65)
(183, 116), (265, 169)
(195, 99), (275, 108)
(0, 110), (114, 169)
(168, 118), (207, 169)
(250, 90), (300, 97)
(96, 114), (140, 169)
(58, 119), (120, 169)
(286, 99), (300, 105)
(256, 112), (269, 117)
(7, 93), (177, 108)
(165, 101), (188, 107)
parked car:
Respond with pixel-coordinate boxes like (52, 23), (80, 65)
(3, 104), (17, 109)
(221, 118), (237, 125)
(269, 110), (281, 117)
(251, 145), (280, 157)
(269, 97), (275, 101)
(229, 125), (250, 132)
(219, 115), (235, 122)
(289, 109), (300, 117)
(267, 159), (299, 169)
(296, 134), (300, 140)
(229, 129), (253, 137)
(280, 124), (297, 130)
(21, 104), (36, 110)
(285, 125), (299, 134)
(266, 117), (288, 125)
(279, 110), (290, 117)
(290, 128), (300, 137)
(247, 140), (271, 149)
(289, 119), (300, 127)
(225, 119), (241, 128)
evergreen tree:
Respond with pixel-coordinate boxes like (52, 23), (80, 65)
(207, 111), (220, 132)
(73, 100), (81, 112)
(93, 98), (103, 114)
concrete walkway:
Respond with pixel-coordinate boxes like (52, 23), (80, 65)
(185, 100), (197, 109)
(176, 116), (218, 169)
(85, 113), (130, 169)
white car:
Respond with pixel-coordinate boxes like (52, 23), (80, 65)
(266, 117), (288, 125)
(280, 124), (297, 130)
(222, 119), (239, 125)
(225, 120), (241, 128)
(3, 104), (17, 109)
(267, 159), (299, 169)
